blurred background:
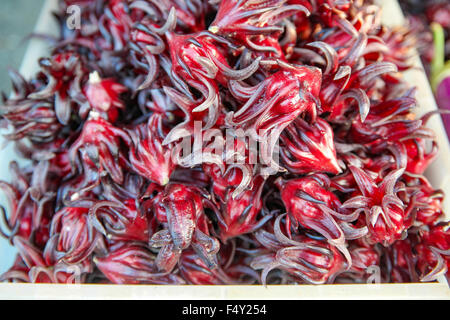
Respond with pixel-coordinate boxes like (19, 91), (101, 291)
(0, 0), (45, 272)
(0, 0), (45, 94)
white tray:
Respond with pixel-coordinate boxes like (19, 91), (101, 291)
(0, 0), (449, 299)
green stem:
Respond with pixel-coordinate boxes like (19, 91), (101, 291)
(431, 22), (446, 91)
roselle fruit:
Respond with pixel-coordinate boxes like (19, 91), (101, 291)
(346, 166), (409, 246)
(128, 113), (175, 186)
(93, 243), (185, 284)
(82, 72), (127, 122)
(149, 184), (220, 272)
(0, 0), (448, 285)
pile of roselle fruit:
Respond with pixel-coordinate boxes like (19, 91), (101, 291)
(399, 0), (450, 138)
(0, 0), (449, 285)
